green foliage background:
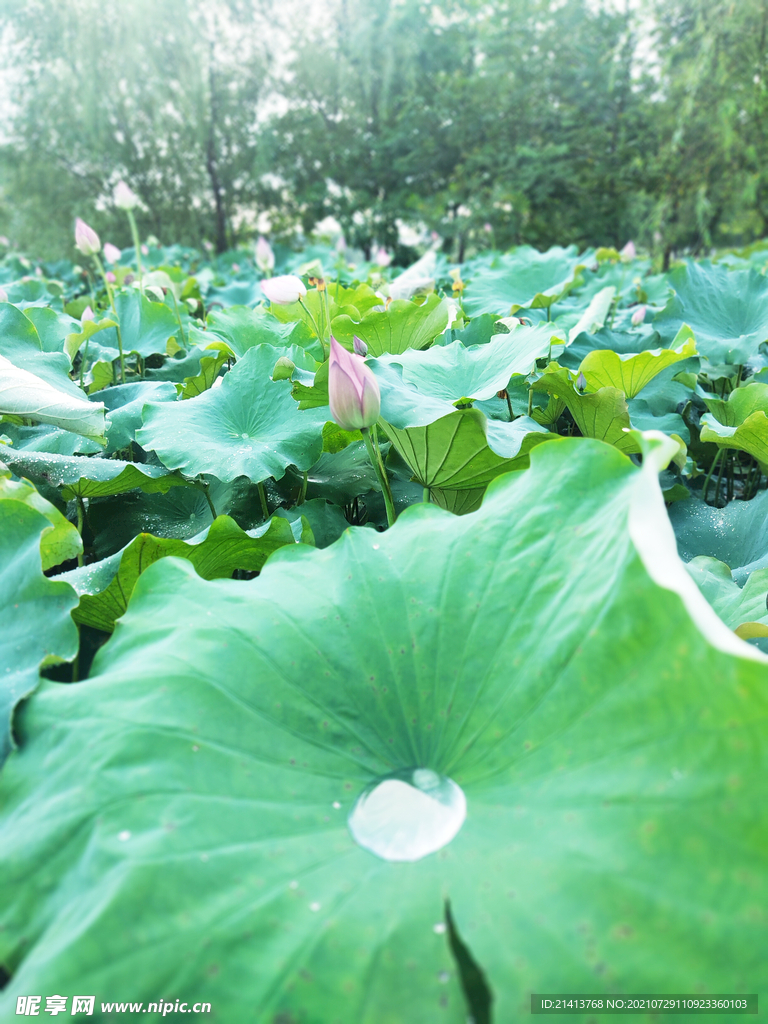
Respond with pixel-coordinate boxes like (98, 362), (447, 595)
(2, 0), (768, 262)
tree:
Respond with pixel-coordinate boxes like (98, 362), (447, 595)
(0, 0), (270, 255)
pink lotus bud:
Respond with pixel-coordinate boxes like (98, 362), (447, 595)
(141, 244), (149, 256)
(114, 180), (139, 210)
(0, 286), (8, 302)
(576, 371), (587, 392)
(372, 247), (392, 268)
(74, 217), (101, 256)
(620, 240), (636, 260)
(106, 271), (116, 283)
(484, 223), (492, 233)
(336, 235), (347, 253)
(81, 306), (95, 322)
(232, 262), (241, 273)
(256, 236), (275, 272)
(631, 305), (646, 326)
(203, 240), (213, 253)
(0, 236), (9, 247)
(353, 335), (368, 357)
(328, 336), (380, 431)
(103, 242), (121, 264)
(260, 274), (307, 305)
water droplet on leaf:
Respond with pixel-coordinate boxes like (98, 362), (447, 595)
(348, 768), (466, 862)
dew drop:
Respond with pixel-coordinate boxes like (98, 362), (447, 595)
(309, 901), (321, 912)
(433, 922), (447, 934)
(118, 830), (131, 842)
(348, 768), (466, 862)
(332, 801), (341, 810)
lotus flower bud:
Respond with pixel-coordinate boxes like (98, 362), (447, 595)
(353, 335), (368, 357)
(631, 305), (646, 326)
(114, 180), (139, 210)
(328, 336), (380, 431)
(620, 240), (636, 260)
(576, 371), (587, 392)
(260, 274), (307, 305)
(0, 236), (9, 247)
(106, 271), (116, 283)
(0, 286), (8, 302)
(231, 262), (240, 273)
(141, 243), (149, 256)
(272, 355), (296, 381)
(75, 218), (101, 256)
(372, 247), (392, 268)
(256, 236), (275, 272)
(103, 242), (121, 264)
(81, 306), (95, 322)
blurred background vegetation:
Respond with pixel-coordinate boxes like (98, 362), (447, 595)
(0, 0), (764, 265)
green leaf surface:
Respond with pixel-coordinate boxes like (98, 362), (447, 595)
(686, 556), (768, 632)
(137, 345), (328, 483)
(702, 382), (768, 426)
(100, 381), (178, 452)
(579, 337), (697, 399)
(64, 317), (118, 362)
(114, 290), (180, 358)
(462, 246), (589, 315)
(567, 284), (616, 344)
(380, 324), (558, 403)
(0, 353), (106, 440)
(0, 501), (78, 764)
(197, 305), (322, 361)
(332, 293), (452, 356)
(0, 303), (85, 397)
(384, 408), (553, 489)
(0, 450), (191, 499)
(0, 468), (82, 569)
(654, 261), (768, 363)
(59, 514), (310, 633)
(275, 498), (350, 548)
(24, 307), (81, 355)
(1, 440), (765, 1020)
(669, 491), (768, 584)
(700, 411), (768, 465)
(533, 366), (640, 453)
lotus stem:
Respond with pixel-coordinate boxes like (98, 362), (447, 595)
(361, 426), (396, 528)
(257, 480), (269, 520)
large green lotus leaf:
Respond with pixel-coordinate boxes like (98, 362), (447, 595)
(194, 305), (323, 361)
(700, 411), (768, 465)
(59, 514), (310, 633)
(462, 245), (589, 316)
(384, 408), (553, 489)
(275, 498), (350, 548)
(100, 381), (178, 452)
(0, 420), (102, 455)
(114, 290), (180, 358)
(0, 353), (106, 440)
(0, 303), (84, 397)
(63, 316), (118, 362)
(702, 382), (768, 426)
(331, 293), (452, 356)
(654, 261), (768, 363)
(670, 491), (768, 584)
(0, 450), (191, 499)
(269, 284), (383, 343)
(137, 345), (327, 483)
(0, 501), (78, 764)
(380, 324), (558, 404)
(85, 478), (259, 558)
(23, 307), (80, 355)
(686, 556), (768, 633)
(566, 285), (616, 345)
(1, 440), (765, 1020)
(533, 366), (640, 453)
(579, 336), (697, 399)
(0, 467), (82, 570)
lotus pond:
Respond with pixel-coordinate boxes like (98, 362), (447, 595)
(0, 234), (766, 1022)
